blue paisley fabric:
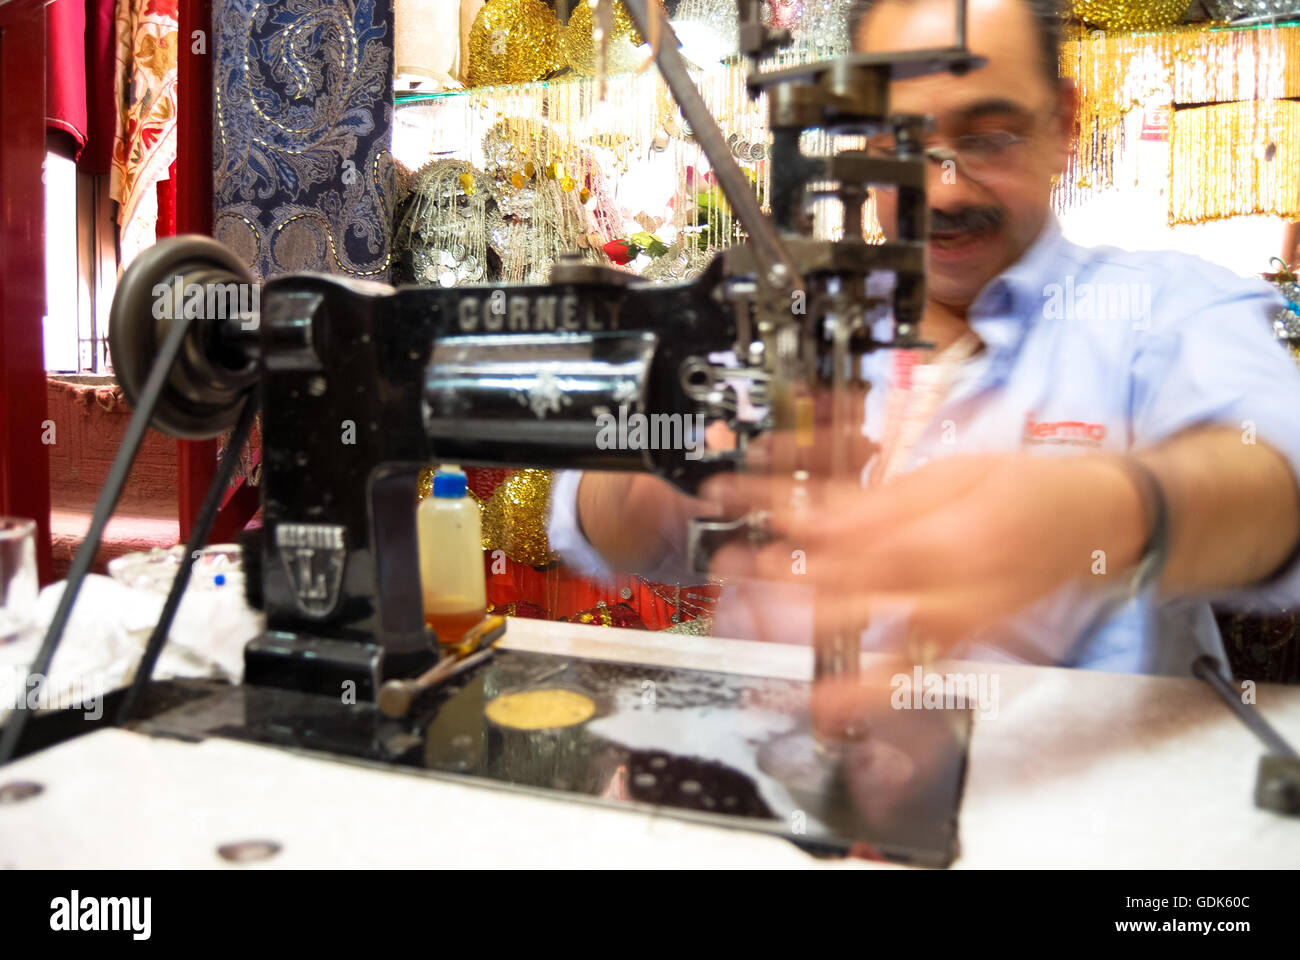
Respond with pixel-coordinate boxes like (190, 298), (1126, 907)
(213, 0), (396, 279)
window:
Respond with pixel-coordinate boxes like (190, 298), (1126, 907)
(43, 143), (118, 374)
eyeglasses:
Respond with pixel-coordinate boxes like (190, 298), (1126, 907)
(865, 106), (1059, 184)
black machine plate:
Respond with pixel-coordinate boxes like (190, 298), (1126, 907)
(135, 650), (971, 866)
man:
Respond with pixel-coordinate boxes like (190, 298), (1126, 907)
(548, 0), (1300, 676)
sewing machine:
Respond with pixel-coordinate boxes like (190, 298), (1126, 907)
(110, 0), (978, 697)
(1, 0), (986, 865)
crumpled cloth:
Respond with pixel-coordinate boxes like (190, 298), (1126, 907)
(0, 574), (263, 723)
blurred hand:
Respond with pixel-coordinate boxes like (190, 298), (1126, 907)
(702, 452), (1147, 653)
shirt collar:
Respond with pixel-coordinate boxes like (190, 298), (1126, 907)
(865, 214), (1070, 369)
(968, 214), (1068, 361)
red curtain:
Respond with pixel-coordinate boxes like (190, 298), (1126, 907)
(45, 0), (116, 171)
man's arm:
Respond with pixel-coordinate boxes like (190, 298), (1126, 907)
(574, 425), (1300, 611)
(1137, 427), (1300, 594)
(575, 472), (709, 576)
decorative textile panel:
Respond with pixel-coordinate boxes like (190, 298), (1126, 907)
(213, 0), (397, 279)
(110, 0), (180, 265)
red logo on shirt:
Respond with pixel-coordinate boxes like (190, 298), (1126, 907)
(1023, 414), (1107, 447)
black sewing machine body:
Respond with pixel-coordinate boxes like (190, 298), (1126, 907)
(98, 5), (984, 693)
(239, 198), (943, 693)
(244, 257), (742, 697)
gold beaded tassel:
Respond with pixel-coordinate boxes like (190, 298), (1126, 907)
(754, 68), (771, 218)
(1171, 23), (1300, 105)
(699, 67), (717, 257)
(1057, 22), (1171, 210)
(1059, 23), (1300, 212)
(665, 81), (688, 252)
(724, 66), (736, 247)
(1170, 99), (1300, 226)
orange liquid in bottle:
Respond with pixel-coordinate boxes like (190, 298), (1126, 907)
(417, 468), (488, 648)
(425, 604), (486, 647)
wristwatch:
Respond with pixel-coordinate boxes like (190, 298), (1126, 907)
(1117, 456), (1170, 597)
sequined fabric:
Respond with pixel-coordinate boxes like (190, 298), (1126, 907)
(1071, 0), (1189, 29)
(418, 466), (557, 567)
(465, 0), (564, 86)
(213, 0), (397, 279)
(561, 0), (659, 76)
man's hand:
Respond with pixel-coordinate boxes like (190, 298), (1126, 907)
(702, 427), (1300, 653)
(701, 453), (1149, 652)
(575, 425), (1300, 652)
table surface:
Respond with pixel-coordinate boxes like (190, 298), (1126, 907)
(2, 617), (1298, 868)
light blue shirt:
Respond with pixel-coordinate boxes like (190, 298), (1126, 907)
(549, 216), (1300, 677)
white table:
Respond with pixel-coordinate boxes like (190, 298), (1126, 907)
(2, 617), (1298, 868)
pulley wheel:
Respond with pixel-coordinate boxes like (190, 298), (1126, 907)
(109, 235), (259, 439)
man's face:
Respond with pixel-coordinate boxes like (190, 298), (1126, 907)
(857, 0), (1076, 308)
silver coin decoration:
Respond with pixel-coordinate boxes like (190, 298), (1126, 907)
(1203, 1), (1300, 19)
(482, 124), (609, 285)
(394, 158), (498, 289)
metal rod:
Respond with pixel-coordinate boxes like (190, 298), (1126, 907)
(115, 393), (258, 725)
(379, 645), (500, 719)
(0, 312), (199, 765)
(621, 0), (802, 291)
(1193, 656), (1298, 760)
(954, 0), (967, 51)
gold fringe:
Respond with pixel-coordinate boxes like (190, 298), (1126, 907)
(1059, 23), (1300, 211)
(1169, 99), (1300, 226)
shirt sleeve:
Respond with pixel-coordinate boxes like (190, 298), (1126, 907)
(546, 469), (710, 587)
(1129, 265), (1300, 607)
(546, 469), (616, 583)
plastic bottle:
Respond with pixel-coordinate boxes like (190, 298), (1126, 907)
(417, 466), (487, 647)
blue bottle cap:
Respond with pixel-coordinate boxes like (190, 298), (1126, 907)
(432, 469), (468, 498)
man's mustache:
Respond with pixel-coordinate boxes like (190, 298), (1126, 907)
(930, 207), (1004, 234)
